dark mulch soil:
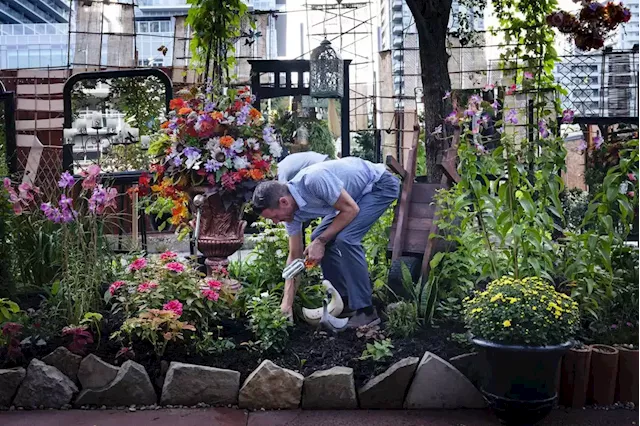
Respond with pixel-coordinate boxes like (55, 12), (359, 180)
(2, 312), (470, 394)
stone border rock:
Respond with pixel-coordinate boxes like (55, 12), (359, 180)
(0, 346), (488, 411)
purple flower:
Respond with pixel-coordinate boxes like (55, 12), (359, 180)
(469, 94), (482, 105)
(236, 104), (251, 126)
(442, 91), (451, 100)
(205, 159), (222, 173)
(58, 171), (75, 189)
(173, 156), (183, 167)
(627, 322), (633, 327)
(611, 324), (618, 329)
(505, 109), (518, 124)
(561, 109), (574, 124)
(89, 184), (117, 214)
(577, 139), (587, 152)
(263, 126), (276, 144)
(168, 119), (179, 131)
(40, 202), (62, 223)
(538, 119), (550, 138)
(474, 142), (488, 155)
(464, 109), (475, 117)
(594, 135), (604, 149)
(491, 99), (500, 110)
(204, 100), (216, 113)
(445, 111), (459, 125)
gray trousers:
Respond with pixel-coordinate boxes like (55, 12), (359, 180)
(311, 171), (400, 310)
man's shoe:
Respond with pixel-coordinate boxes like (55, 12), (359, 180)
(346, 309), (380, 329)
(337, 307), (356, 319)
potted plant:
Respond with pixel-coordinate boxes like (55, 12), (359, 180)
(464, 276), (580, 425)
(142, 86), (281, 273)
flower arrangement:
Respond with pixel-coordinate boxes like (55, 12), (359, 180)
(463, 277), (580, 346)
(140, 86), (281, 236)
(546, 1), (631, 51)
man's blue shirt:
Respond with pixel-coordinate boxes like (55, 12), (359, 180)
(284, 157), (386, 236)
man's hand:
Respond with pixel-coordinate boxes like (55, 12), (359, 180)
(304, 239), (325, 265)
(280, 299), (293, 321)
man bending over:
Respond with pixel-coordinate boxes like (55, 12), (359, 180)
(251, 157), (400, 328)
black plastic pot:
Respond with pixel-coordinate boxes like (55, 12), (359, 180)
(472, 338), (573, 426)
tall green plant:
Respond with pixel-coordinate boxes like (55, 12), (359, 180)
(186, 0), (249, 85)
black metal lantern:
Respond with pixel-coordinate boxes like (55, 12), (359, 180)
(310, 39), (344, 99)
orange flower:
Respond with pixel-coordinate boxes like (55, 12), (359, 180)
(160, 121), (170, 129)
(170, 202), (188, 225)
(249, 108), (262, 120)
(169, 98), (185, 110)
(219, 135), (234, 148)
(210, 111), (223, 121)
(249, 169), (265, 180)
(178, 107), (193, 115)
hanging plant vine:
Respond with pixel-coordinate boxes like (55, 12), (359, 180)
(186, 0), (251, 87)
(492, 0), (559, 89)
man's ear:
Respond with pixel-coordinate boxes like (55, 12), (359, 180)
(278, 196), (288, 208)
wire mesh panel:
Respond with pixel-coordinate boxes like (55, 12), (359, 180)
(555, 48), (639, 120)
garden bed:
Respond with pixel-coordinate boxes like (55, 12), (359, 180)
(9, 315), (469, 391)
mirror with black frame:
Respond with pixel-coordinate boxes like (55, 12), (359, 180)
(65, 73), (170, 175)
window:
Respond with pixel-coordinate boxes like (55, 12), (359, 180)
(150, 22), (160, 33)
(139, 22), (148, 33)
(160, 21), (170, 32)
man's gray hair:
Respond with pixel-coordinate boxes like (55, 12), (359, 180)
(252, 180), (289, 214)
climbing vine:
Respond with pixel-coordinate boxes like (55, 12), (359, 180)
(492, 0), (559, 88)
(186, 0), (250, 88)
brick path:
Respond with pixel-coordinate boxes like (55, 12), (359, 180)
(1, 408), (637, 426)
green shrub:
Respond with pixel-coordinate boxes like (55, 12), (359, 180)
(246, 291), (291, 353)
(386, 301), (418, 338)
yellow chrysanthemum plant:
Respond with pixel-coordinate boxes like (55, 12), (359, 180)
(463, 277), (580, 347)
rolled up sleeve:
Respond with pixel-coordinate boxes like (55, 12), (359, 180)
(303, 171), (344, 207)
(285, 220), (303, 236)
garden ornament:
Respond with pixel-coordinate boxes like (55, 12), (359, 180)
(192, 194), (206, 241)
(301, 280), (346, 329)
(318, 287), (349, 333)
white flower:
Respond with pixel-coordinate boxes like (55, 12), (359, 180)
(231, 138), (245, 153)
(268, 142), (282, 158)
(233, 156), (249, 170)
(619, 181), (629, 194)
(206, 137), (220, 151)
(247, 137), (260, 150)
(185, 157), (201, 170)
(260, 291), (269, 298)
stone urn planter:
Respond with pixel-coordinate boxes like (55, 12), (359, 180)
(472, 338), (572, 426)
(188, 186), (246, 275)
(615, 345), (638, 404)
(559, 344), (592, 408)
(587, 344), (619, 405)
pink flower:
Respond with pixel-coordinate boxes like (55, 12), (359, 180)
(109, 280), (126, 295)
(506, 84), (517, 95)
(159, 251), (178, 261)
(201, 288), (220, 301)
(628, 173), (636, 182)
(524, 71), (534, 80)
(81, 165), (101, 190)
(165, 262), (185, 273)
(611, 324), (618, 329)
(163, 300), (183, 317)
(483, 83), (495, 92)
(127, 257), (147, 272)
(207, 279), (222, 289)
(628, 191), (635, 198)
(137, 282), (158, 292)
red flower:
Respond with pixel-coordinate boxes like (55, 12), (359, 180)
(170, 99), (185, 110)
